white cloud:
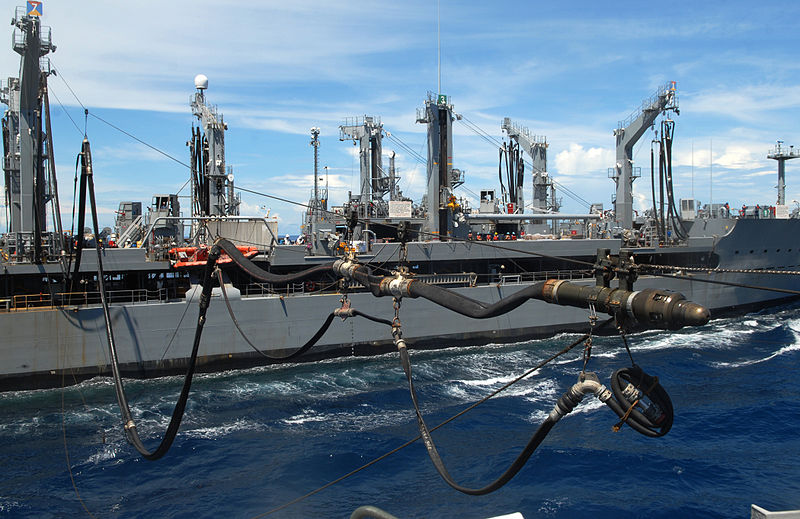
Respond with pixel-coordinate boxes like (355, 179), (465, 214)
(553, 143), (614, 176)
(683, 84), (800, 122)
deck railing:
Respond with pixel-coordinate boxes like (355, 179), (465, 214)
(4, 288), (175, 312)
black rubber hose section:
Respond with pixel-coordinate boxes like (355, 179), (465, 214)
(607, 365), (674, 437)
(350, 309), (394, 327)
(70, 144), (89, 286)
(216, 269), (337, 360)
(215, 238), (333, 284)
(407, 281), (547, 319)
(650, 144), (660, 243)
(349, 265), (386, 297)
(84, 139), (219, 460)
(397, 343), (556, 495)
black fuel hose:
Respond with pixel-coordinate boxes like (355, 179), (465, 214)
(79, 152), (336, 459)
(348, 265), (387, 297)
(215, 237), (333, 284)
(397, 341), (556, 495)
(406, 281), (546, 319)
(350, 309), (394, 327)
(70, 148), (89, 286)
(606, 365), (673, 437)
(217, 268), (337, 361)
(81, 137), (216, 460)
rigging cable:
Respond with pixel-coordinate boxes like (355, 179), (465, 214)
(638, 269), (800, 297)
(254, 327), (606, 517)
(47, 66), (800, 299)
(77, 137), (347, 459)
(392, 318), (673, 495)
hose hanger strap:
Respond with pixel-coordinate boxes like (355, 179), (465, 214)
(624, 290), (640, 319)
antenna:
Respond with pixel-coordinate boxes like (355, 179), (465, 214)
(437, 0), (441, 95)
(691, 140), (694, 199)
(709, 139), (713, 208)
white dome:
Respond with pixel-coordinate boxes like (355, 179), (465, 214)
(194, 74), (209, 90)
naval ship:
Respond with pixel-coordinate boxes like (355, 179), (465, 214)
(1, 8), (799, 391)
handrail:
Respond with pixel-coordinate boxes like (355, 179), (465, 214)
(5, 288), (175, 311)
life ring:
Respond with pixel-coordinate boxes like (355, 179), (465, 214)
(305, 281), (316, 292)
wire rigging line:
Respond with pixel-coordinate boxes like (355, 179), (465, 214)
(548, 177), (593, 210)
(234, 184), (598, 268)
(51, 63), (192, 180)
(384, 132), (427, 165)
(457, 114), (592, 210)
(254, 327), (604, 518)
(458, 113), (504, 149)
(87, 111), (192, 170)
(48, 87), (84, 137)
(643, 270), (800, 296)
(50, 65), (86, 112)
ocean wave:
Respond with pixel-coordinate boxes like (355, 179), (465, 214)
(0, 498), (24, 513)
(440, 375), (557, 403)
(712, 341), (800, 369)
(185, 418), (266, 439)
(279, 406), (412, 431)
(525, 395), (605, 424)
(86, 443), (122, 464)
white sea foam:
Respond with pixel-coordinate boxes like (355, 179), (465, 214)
(525, 394), (604, 424)
(186, 418), (264, 439)
(787, 317), (800, 333)
(713, 341), (800, 369)
(0, 499), (23, 513)
(280, 406), (412, 431)
(86, 444), (121, 464)
(282, 408), (329, 425)
(538, 496), (571, 515)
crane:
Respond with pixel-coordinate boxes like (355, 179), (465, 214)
(611, 82), (678, 229)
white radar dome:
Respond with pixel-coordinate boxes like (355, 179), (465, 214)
(194, 74), (209, 90)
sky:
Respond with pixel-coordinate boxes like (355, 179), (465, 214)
(3, 0), (800, 234)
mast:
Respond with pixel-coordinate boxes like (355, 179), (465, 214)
(416, 93), (459, 240)
(189, 74), (238, 219)
(611, 82), (678, 229)
(1, 6), (58, 263)
(310, 126), (320, 234)
(502, 117), (550, 213)
(767, 140), (799, 206)
(339, 116), (387, 217)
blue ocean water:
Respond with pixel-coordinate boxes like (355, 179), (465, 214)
(2, 305), (800, 518)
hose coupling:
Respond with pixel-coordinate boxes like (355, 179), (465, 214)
(334, 307), (355, 318)
(547, 372), (612, 423)
(333, 258), (359, 280)
(393, 333), (408, 351)
(381, 275), (413, 298)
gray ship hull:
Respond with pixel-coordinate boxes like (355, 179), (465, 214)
(2, 219), (798, 390)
